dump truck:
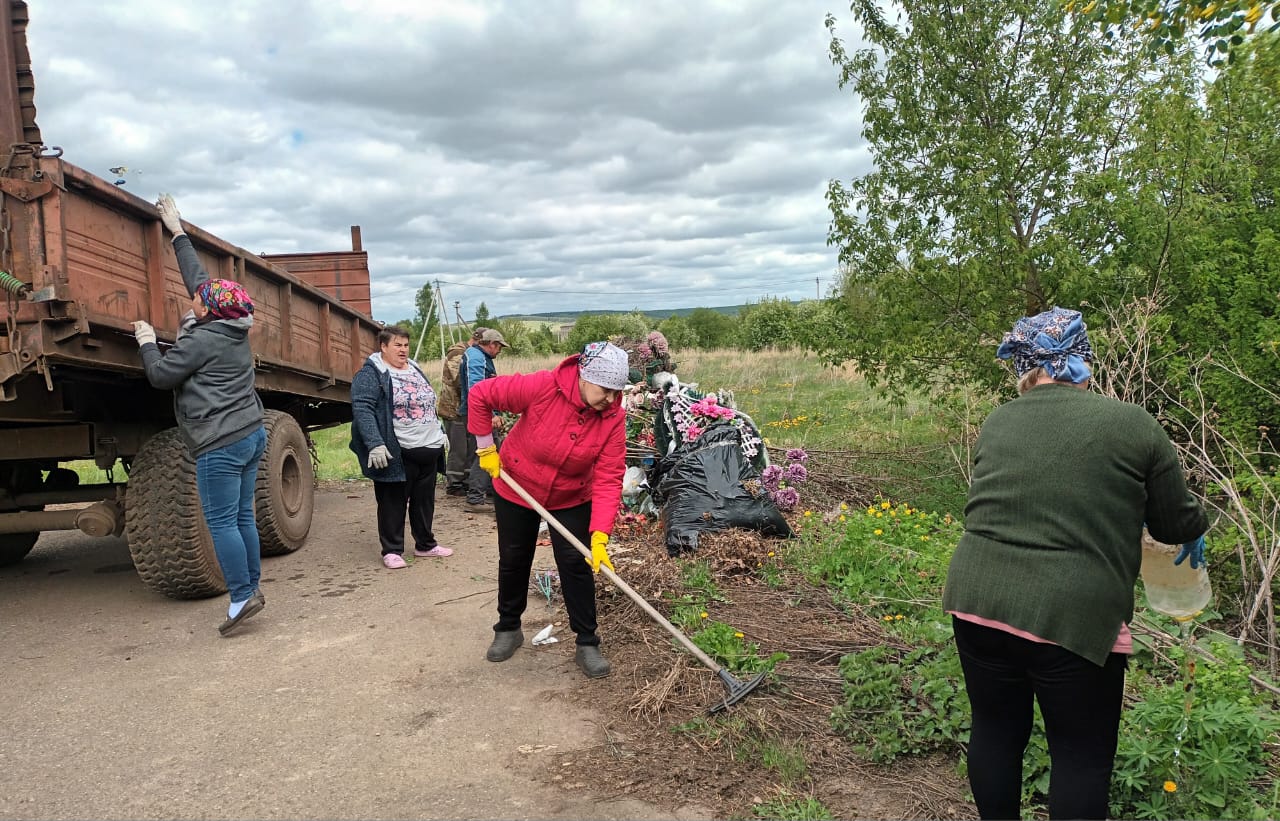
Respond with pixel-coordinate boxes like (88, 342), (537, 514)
(0, 1), (381, 597)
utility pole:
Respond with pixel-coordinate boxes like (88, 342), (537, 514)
(435, 280), (448, 355)
(815, 277), (820, 300)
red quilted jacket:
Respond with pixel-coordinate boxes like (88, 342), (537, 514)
(467, 355), (626, 534)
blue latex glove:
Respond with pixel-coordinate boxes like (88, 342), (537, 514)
(1174, 535), (1206, 570)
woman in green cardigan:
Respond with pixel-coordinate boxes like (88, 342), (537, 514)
(942, 307), (1207, 820)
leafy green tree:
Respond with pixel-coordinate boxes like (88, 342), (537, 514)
(819, 0), (1148, 394)
(525, 323), (559, 355)
(737, 298), (801, 350)
(1091, 33), (1280, 439)
(564, 312), (651, 353)
(474, 302), (491, 325)
(1071, 1), (1279, 63)
(685, 307), (737, 349)
(657, 315), (698, 349)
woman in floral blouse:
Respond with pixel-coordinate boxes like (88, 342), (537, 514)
(350, 326), (453, 568)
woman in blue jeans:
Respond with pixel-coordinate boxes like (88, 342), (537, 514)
(132, 194), (268, 636)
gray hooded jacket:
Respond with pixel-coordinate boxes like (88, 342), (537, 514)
(138, 234), (264, 456)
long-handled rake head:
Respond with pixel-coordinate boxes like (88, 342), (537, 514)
(708, 669), (769, 714)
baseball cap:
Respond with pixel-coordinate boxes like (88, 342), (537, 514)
(478, 328), (509, 348)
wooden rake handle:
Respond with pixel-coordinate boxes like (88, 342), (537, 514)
(497, 470), (724, 675)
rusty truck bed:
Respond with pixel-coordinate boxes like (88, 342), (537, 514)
(0, 2), (379, 435)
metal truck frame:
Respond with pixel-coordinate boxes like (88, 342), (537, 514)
(0, 1), (380, 597)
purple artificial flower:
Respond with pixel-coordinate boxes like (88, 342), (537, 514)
(785, 448), (808, 462)
(648, 331), (669, 356)
(772, 486), (800, 511)
(761, 464), (784, 492)
(786, 463), (808, 484)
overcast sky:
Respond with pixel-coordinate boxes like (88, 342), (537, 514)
(27, 1), (868, 324)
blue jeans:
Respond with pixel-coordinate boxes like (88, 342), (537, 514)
(196, 426), (268, 603)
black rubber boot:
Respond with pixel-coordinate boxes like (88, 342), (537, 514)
(486, 629), (523, 662)
(574, 645), (611, 678)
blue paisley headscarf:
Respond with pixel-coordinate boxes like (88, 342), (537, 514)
(996, 306), (1093, 383)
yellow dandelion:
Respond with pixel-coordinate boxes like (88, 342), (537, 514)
(890, 510), (897, 517)
(700, 611), (708, 619)
(881, 501), (891, 509)
(882, 615), (893, 622)
(875, 511), (883, 518)
(874, 528), (883, 535)
(1163, 781), (1177, 793)
(839, 514), (847, 522)
(894, 614), (904, 620)
(803, 510), (812, 517)
(734, 631), (744, 638)
(768, 551), (775, 558)
(840, 503), (849, 511)
(922, 535), (930, 542)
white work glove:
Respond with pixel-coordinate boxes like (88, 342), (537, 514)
(367, 444), (391, 470)
(156, 193), (185, 236)
(131, 320), (157, 347)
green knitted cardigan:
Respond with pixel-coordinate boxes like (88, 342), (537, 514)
(942, 383), (1207, 665)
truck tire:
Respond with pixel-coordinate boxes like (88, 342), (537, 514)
(0, 532), (38, 566)
(0, 463), (45, 566)
(124, 428), (225, 599)
(256, 410), (314, 556)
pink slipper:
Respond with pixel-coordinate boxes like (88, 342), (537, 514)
(414, 545), (453, 558)
(382, 553), (408, 569)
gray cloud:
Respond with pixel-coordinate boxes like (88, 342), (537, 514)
(26, 0), (870, 322)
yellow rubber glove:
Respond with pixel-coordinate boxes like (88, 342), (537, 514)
(588, 531), (614, 574)
(476, 445), (502, 479)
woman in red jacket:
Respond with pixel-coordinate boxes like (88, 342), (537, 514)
(467, 341), (629, 678)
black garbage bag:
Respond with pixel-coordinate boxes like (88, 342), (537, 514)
(649, 425), (793, 556)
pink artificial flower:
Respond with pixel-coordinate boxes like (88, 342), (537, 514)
(772, 486), (800, 511)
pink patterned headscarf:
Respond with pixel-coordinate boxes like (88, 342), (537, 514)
(196, 279), (254, 319)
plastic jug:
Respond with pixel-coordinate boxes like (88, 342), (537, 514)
(1139, 530), (1212, 621)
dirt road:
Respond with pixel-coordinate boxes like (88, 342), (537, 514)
(0, 485), (711, 820)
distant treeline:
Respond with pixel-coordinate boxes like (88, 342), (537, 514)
(497, 304), (750, 323)
(394, 297), (822, 360)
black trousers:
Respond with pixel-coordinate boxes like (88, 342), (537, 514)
(492, 494), (599, 646)
(373, 445), (443, 555)
(444, 418), (469, 491)
(952, 617), (1127, 820)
